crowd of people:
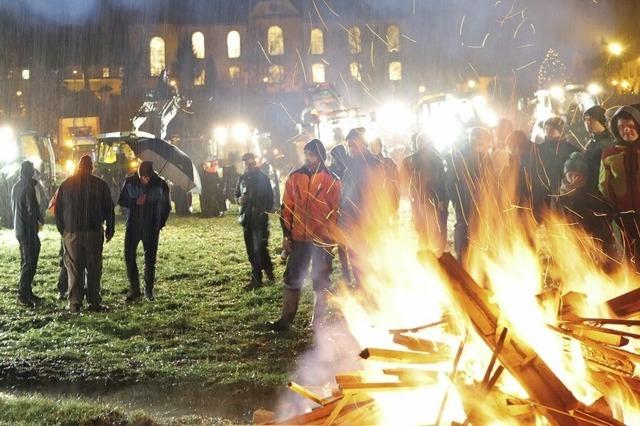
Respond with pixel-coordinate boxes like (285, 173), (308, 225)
(12, 156), (170, 311)
(10, 103), (640, 328)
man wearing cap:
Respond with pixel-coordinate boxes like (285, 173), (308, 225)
(235, 153), (274, 289)
(583, 105), (614, 195)
(118, 161), (171, 301)
(528, 116), (578, 220)
(55, 155), (115, 313)
(269, 139), (341, 331)
(11, 160), (45, 307)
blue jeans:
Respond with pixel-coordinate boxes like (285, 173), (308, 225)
(284, 241), (333, 291)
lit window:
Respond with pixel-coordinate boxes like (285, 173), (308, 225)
(267, 26), (284, 56)
(149, 36), (166, 77)
(192, 31), (205, 59)
(349, 62), (362, 81)
(310, 28), (324, 55)
(102, 67), (110, 78)
(387, 25), (400, 52)
(312, 63), (325, 83)
(21, 69), (30, 80)
(389, 61), (402, 81)
(268, 64), (284, 83)
(118, 67), (124, 77)
(229, 66), (241, 82)
(227, 30), (241, 59)
(194, 69), (206, 86)
(348, 26), (361, 54)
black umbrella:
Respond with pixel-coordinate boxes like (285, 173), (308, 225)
(132, 138), (202, 193)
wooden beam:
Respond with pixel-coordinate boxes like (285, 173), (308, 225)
(605, 287), (640, 318)
(359, 347), (449, 364)
(436, 252), (582, 426)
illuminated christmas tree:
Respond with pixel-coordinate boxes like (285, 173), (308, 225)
(538, 48), (567, 89)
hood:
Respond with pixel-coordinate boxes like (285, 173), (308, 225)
(609, 105), (640, 144)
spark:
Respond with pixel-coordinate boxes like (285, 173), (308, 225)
(295, 48), (308, 84)
(467, 33), (490, 49)
(256, 41), (271, 65)
(366, 23), (390, 49)
(311, 0), (328, 32)
(278, 102), (298, 125)
(515, 60), (537, 71)
(468, 63), (481, 80)
(319, 0), (339, 17)
(513, 18), (527, 39)
(401, 33), (417, 44)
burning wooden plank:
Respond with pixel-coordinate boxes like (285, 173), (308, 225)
(286, 382), (326, 406)
(359, 347), (449, 364)
(436, 252), (587, 426)
(605, 287), (640, 318)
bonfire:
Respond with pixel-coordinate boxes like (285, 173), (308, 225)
(256, 170), (640, 426)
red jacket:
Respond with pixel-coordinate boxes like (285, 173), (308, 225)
(281, 165), (341, 243)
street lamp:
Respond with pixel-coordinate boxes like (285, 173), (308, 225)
(608, 42), (624, 57)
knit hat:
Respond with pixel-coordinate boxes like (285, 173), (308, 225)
(138, 161), (154, 177)
(20, 160), (34, 179)
(544, 116), (565, 133)
(583, 105), (607, 127)
(563, 152), (587, 176)
(304, 139), (327, 162)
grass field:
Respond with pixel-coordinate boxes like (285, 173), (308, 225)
(0, 207), (317, 424)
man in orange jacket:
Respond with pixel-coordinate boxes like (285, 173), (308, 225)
(268, 139), (342, 331)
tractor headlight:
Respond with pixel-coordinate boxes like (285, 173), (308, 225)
(0, 126), (18, 165)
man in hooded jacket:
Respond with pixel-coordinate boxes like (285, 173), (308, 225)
(118, 161), (171, 301)
(600, 106), (640, 270)
(11, 160), (44, 307)
(269, 139), (341, 331)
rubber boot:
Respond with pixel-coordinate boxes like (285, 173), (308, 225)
(310, 290), (328, 329)
(268, 289), (300, 331)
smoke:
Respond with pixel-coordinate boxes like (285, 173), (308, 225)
(274, 320), (363, 420)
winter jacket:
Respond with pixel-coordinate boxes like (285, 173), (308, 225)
(600, 106), (640, 213)
(584, 130), (614, 195)
(11, 177), (43, 241)
(55, 171), (115, 236)
(552, 185), (615, 244)
(338, 150), (385, 229)
(526, 137), (578, 215)
(118, 172), (171, 231)
(235, 168), (274, 226)
(402, 148), (447, 208)
(281, 165), (341, 243)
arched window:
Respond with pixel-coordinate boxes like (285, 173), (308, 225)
(149, 36), (165, 77)
(192, 31), (205, 59)
(229, 66), (241, 81)
(227, 30), (241, 59)
(312, 63), (325, 83)
(348, 26), (361, 54)
(194, 69), (206, 86)
(389, 61), (402, 81)
(267, 26), (284, 56)
(386, 25), (400, 52)
(310, 28), (324, 55)
(349, 62), (361, 81)
(268, 64), (284, 83)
